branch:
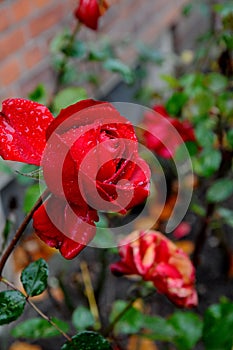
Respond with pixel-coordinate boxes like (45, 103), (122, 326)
(0, 277), (71, 342)
(0, 189), (50, 276)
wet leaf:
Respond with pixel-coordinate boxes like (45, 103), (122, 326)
(61, 331), (112, 350)
(21, 259), (48, 297)
(0, 290), (26, 325)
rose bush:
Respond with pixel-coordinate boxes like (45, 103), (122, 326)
(143, 105), (196, 158)
(0, 98), (150, 259)
(111, 230), (198, 308)
(74, 0), (109, 30)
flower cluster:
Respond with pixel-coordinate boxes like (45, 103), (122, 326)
(111, 230), (198, 308)
(0, 99), (150, 259)
(74, 0), (109, 30)
(143, 105), (196, 158)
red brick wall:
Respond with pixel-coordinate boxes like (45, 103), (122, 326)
(0, 0), (190, 104)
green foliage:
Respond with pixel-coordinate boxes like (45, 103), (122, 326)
(136, 43), (164, 64)
(52, 87), (88, 115)
(28, 84), (48, 105)
(165, 92), (188, 116)
(217, 207), (233, 227)
(23, 183), (45, 213)
(0, 290), (26, 325)
(103, 59), (135, 84)
(203, 298), (233, 349)
(110, 300), (144, 335)
(205, 73), (228, 93)
(72, 306), (94, 331)
(193, 148), (222, 177)
(207, 178), (233, 203)
(168, 311), (203, 350)
(61, 331), (112, 350)
(62, 40), (86, 58)
(142, 315), (176, 342)
(11, 317), (69, 339)
(20, 259), (48, 297)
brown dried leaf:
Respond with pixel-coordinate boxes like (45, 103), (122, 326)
(175, 240), (195, 255)
(9, 342), (42, 350)
(127, 335), (158, 350)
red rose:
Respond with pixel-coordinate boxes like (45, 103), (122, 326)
(0, 99), (150, 259)
(74, 0), (109, 30)
(42, 99), (150, 214)
(111, 230), (198, 308)
(143, 105), (196, 158)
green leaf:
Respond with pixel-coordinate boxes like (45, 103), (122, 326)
(217, 207), (233, 227)
(23, 183), (45, 214)
(109, 300), (144, 335)
(206, 73), (228, 93)
(165, 92), (188, 116)
(62, 40), (86, 58)
(213, 2), (233, 17)
(207, 178), (233, 203)
(137, 43), (164, 64)
(11, 317), (69, 339)
(195, 122), (215, 148)
(222, 31), (233, 49)
(193, 149), (221, 177)
(72, 306), (94, 331)
(50, 29), (71, 54)
(203, 299), (233, 349)
(217, 92), (233, 119)
(28, 84), (48, 105)
(21, 259), (48, 297)
(168, 311), (203, 350)
(143, 315), (177, 341)
(0, 290), (26, 325)
(88, 44), (113, 61)
(188, 91), (215, 118)
(103, 59), (134, 84)
(182, 3), (193, 16)
(52, 87), (88, 115)
(61, 331), (112, 350)
(160, 74), (180, 89)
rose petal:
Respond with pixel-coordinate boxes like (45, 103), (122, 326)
(0, 98), (54, 165)
(33, 195), (98, 259)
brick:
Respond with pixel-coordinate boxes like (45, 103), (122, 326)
(23, 45), (44, 69)
(11, 0), (32, 22)
(0, 57), (21, 86)
(0, 7), (11, 32)
(0, 28), (25, 61)
(33, 0), (54, 9)
(28, 4), (65, 37)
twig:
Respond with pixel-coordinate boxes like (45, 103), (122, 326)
(80, 260), (101, 330)
(0, 189), (50, 277)
(0, 277), (72, 342)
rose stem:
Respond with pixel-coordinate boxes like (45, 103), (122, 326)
(0, 277), (72, 342)
(103, 297), (136, 337)
(0, 188), (50, 277)
(80, 260), (101, 330)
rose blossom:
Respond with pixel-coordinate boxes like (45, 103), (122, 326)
(0, 98), (150, 259)
(111, 230), (198, 308)
(74, 0), (109, 30)
(143, 105), (196, 158)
